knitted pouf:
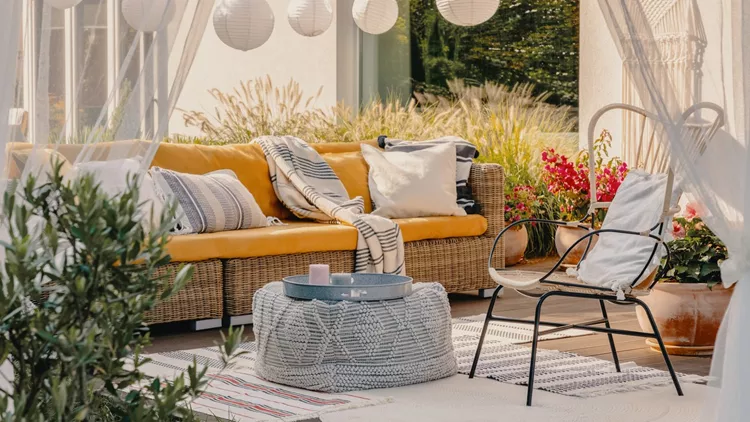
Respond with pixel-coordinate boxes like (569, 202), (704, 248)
(252, 281), (457, 392)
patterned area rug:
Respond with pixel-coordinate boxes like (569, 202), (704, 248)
(139, 315), (591, 421)
(453, 315), (708, 398)
(139, 315), (704, 420)
(138, 342), (391, 422)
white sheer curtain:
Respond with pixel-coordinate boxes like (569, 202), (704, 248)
(0, 0), (215, 179)
(0, 0), (214, 399)
(599, 0), (749, 420)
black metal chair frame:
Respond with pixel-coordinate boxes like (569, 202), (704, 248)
(469, 214), (684, 406)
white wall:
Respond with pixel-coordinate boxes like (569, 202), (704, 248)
(578, 1), (623, 152)
(170, 0), (344, 137)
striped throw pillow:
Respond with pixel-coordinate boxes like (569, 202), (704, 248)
(378, 136), (480, 214)
(150, 167), (268, 234)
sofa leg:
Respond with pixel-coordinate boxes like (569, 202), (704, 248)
(228, 314), (254, 327)
(479, 287), (502, 299)
(190, 318), (222, 331)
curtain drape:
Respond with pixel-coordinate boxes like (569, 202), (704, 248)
(0, 0), (215, 400)
(600, 0), (749, 420)
(0, 0), (215, 180)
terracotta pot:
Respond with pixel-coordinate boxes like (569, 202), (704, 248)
(554, 225), (597, 266)
(636, 282), (732, 356)
(504, 225), (528, 267)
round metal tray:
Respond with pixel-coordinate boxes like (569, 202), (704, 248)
(282, 273), (413, 301)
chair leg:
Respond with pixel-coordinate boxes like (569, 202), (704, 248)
(469, 285), (503, 378)
(636, 299), (684, 397)
(599, 300), (621, 372)
(526, 292), (552, 406)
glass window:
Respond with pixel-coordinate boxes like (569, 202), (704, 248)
(77, 0), (108, 129)
(361, 0), (580, 107)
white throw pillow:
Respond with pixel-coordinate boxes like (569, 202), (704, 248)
(574, 170), (669, 291)
(65, 158), (165, 231)
(361, 143), (467, 218)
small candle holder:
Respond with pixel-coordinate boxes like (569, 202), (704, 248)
(330, 273), (353, 285)
(308, 264), (330, 286)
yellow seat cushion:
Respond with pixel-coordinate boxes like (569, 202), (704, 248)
(166, 215), (488, 262)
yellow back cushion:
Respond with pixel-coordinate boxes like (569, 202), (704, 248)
(7, 140), (377, 218)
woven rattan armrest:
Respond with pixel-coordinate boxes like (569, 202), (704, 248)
(469, 163), (505, 237)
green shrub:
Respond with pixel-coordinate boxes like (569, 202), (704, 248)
(177, 76), (578, 257)
(0, 164), (245, 421)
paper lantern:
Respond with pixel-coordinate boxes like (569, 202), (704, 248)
(46, 0), (83, 9)
(352, 0), (398, 35)
(122, 0), (177, 32)
(436, 0), (499, 26)
(214, 0), (275, 51)
(287, 0), (333, 37)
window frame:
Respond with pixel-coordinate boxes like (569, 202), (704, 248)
(22, 0), (163, 143)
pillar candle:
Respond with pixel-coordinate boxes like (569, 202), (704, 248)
(309, 264), (330, 285)
(330, 273), (353, 285)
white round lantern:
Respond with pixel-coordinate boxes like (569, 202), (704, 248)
(287, 0), (333, 37)
(436, 0), (499, 26)
(214, 0), (275, 51)
(46, 0), (83, 9)
(122, 0), (177, 32)
(352, 0), (398, 35)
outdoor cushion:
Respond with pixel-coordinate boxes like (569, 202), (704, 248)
(361, 143), (466, 218)
(165, 215), (488, 262)
(321, 151), (373, 213)
(151, 167), (268, 234)
(574, 170), (669, 291)
(7, 140), (380, 216)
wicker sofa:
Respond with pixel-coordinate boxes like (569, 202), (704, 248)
(8, 140), (505, 327)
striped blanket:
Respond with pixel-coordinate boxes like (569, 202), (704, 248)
(255, 136), (405, 275)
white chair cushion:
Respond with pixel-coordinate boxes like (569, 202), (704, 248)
(575, 170), (669, 291)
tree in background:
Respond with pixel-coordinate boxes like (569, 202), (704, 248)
(411, 0), (579, 106)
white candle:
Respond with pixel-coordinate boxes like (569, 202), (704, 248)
(309, 264), (330, 285)
(330, 273), (353, 285)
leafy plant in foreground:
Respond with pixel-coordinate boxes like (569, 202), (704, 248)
(0, 164), (245, 421)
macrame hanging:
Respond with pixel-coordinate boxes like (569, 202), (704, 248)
(621, 0), (707, 169)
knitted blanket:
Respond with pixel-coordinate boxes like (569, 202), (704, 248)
(255, 136), (405, 275)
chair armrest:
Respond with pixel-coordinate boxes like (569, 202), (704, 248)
(469, 163), (504, 237)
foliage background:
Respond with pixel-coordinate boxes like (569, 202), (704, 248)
(408, 0), (579, 106)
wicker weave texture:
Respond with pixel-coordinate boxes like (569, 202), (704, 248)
(470, 163), (504, 238)
(225, 236), (498, 316)
(145, 260), (223, 325)
(223, 162), (505, 317)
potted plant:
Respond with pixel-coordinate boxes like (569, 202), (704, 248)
(504, 185), (540, 266)
(635, 203), (732, 356)
(540, 130), (628, 265)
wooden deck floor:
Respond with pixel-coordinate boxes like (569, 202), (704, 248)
(147, 263), (712, 377)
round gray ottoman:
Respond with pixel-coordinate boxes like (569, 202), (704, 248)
(252, 281), (457, 392)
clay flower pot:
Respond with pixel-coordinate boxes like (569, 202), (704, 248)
(554, 225), (597, 266)
(636, 282), (732, 356)
(504, 225), (529, 267)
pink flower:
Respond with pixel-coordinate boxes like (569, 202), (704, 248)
(684, 202), (700, 220)
(672, 220), (686, 239)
